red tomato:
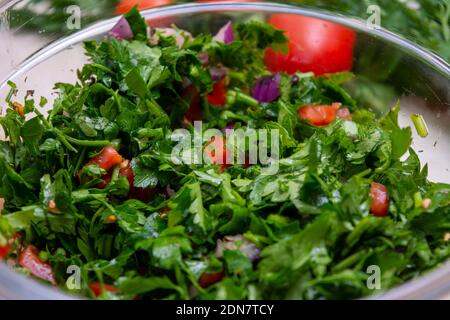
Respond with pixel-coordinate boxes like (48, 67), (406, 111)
(198, 271), (224, 288)
(265, 14), (356, 76)
(0, 243), (11, 259)
(119, 160), (135, 186)
(87, 146), (123, 172)
(298, 103), (341, 126)
(89, 282), (120, 297)
(207, 79), (227, 107)
(115, 0), (172, 14)
(204, 136), (231, 172)
(370, 182), (389, 217)
(18, 245), (56, 285)
(183, 86), (202, 123)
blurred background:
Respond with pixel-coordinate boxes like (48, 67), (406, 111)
(2, 0), (449, 62)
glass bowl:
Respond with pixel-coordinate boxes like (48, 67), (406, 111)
(0, 1), (449, 300)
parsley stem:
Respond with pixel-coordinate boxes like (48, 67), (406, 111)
(414, 192), (423, 209)
(52, 129), (78, 153)
(64, 136), (110, 147)
(410, 114), (429, 138)
(226, 90), (259, 107)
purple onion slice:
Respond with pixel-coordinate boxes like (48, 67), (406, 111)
(209, 65), (229, 81)
(252, 74), (282, 103)
(109, 16), (133, 40)
(213, 21), (234, 44)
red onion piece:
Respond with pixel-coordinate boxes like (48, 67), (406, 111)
(210, 65), (229, 81)
(109, 17), (133, 40)
(252, 74), (281, 103)
(198, 52), (209, 65)
(215, 235), (260, 262)
(336, 107), (352, 120)
(214, 21), (234, 44)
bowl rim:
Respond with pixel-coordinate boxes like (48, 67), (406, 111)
(0, 1), (449, 300)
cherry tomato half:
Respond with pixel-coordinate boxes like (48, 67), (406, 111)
(265, 14), (356, 76)
(115, 0), (172, 15)
(370, 182), (389, 217)
(298, 103), (341, 126)
(18, 245), (56, 285)
(87, 146), (123, 172)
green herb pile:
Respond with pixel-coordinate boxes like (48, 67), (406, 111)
(0, 8), (449, 300)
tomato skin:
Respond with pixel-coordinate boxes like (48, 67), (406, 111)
(198, 271), (224, 288)
(204, 136), (232, 172)
(370, 182), (389, 217)
(89, 282), (120, 297)
(265, 14), (356, 76)
(298, 104), (341, 126)
(115, 0), (172, 14)
(207, 79), (227, 107)
(87, 146), (123, 172)
(18, 245), (56, 285)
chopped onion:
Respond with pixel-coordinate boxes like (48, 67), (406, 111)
(214, 21), (234, 44)
(336, 107), (352, 121)
(198, 52), (209, 65)
(252, 74), (281, 103)
(210, 65), (229, 81)
(109, 17), (133, 40)
(215, 235), (260, 262)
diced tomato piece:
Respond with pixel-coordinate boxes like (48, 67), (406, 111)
(265, 14), (356, 76)
(298, 103), (341, 126)
(18, 245), (56, 285)
(183, 85), (202, 123)
(207, 79), (227, 107)
(204, 136), (232, 172)
(370, 182), (389, 217)
(336, 107), (352, 121)
(198, 271), (224, 288)
(89, 282), (120, 297)
(87, 146), (123, 172)
(115, 0), (172, 14)
(0, 243), (11, 259)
